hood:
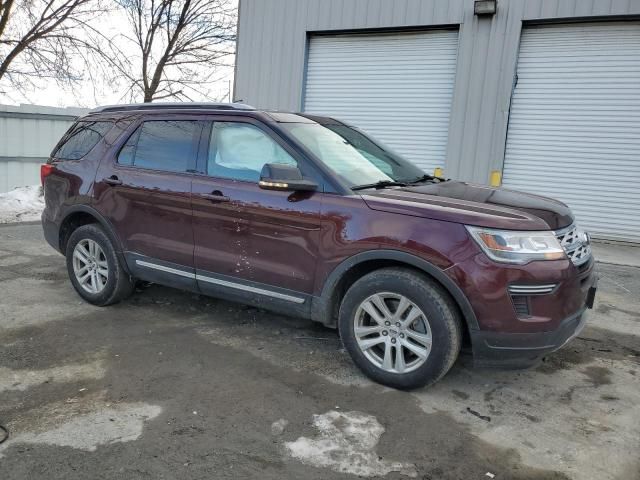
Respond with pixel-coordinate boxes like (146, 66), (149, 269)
(360, 181), (574, 231)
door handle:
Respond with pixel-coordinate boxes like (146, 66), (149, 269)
(200, 192), (230, 203)
(103, 176), (123, 186)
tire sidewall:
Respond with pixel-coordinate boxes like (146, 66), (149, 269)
(65, 225), (121, 306)
(339, 270), (459, 389)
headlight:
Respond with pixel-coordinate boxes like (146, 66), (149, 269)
(466, 226), (565, 264)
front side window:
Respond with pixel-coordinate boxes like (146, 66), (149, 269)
(54, 121), (113, 160)
(118, 120), (199, 172)
(282, 123), (425, 188)
(207, 122), (297, 182)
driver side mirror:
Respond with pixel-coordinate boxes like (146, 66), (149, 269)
(258, 163), (318, 192)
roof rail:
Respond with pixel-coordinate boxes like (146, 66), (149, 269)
(88, 102), (256, 114)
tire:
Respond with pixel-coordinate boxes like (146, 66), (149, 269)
(338, 267), (462, 390)
(65, 224), (134, 306)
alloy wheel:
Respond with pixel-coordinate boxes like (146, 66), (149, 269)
(72, 239), (108, 294)
(353, 292), (432, 374)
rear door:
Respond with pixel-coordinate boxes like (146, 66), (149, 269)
(192, 117), (322, 310)
(94, 116), (201, 289)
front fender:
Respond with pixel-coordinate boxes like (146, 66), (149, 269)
(311, 249), (479, 332)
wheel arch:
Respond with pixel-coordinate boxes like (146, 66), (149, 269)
(59, 205), (131, 275)
(311, 250), (479, 335)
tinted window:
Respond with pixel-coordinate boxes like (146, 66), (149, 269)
(54, 121), (113, 160)
(117, 120), (199, 172)
(207, 122), (296, 182)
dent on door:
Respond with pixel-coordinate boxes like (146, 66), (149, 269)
(192, 177), (322, 296)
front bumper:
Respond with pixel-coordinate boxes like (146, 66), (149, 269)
(470, 279), (597, 368)
(445, 221), (597, 368)
(470, 307), (586, 368)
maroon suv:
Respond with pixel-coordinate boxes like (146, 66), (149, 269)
(41, 103), (597, 389)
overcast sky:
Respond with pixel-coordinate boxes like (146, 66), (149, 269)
(0, 0), (237, 109)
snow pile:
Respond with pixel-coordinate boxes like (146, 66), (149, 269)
(0, 185), (45, 223)
(0, 402), (162, 458)
(284, 410), (417, 477)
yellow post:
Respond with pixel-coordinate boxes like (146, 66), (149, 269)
(434, 167), (444, 178)
(490, 170), (502, 187)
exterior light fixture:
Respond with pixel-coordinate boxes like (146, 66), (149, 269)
(474, 0), (497, 16)
(259, 180), (289, 189)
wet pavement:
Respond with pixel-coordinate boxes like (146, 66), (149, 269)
(1, 223), (639, 479)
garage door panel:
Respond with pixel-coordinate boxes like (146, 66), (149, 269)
(503, 22), (640, 242)
(304, 31), (458, 172)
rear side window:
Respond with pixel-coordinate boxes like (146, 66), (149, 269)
(54, 121), (113, 160)
(118, 120), (199, 173)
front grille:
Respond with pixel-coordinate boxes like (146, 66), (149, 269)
(555, 224), (592, 267)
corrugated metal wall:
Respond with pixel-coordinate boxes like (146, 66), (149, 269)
(502, 22), (640, 242)
(304, 30), (459, 171)
(0, 104), (87, 193)
(234, 0), (640, 184)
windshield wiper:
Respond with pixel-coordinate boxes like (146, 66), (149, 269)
(405, 174), (446, 184)
(351, 180), (407, 191)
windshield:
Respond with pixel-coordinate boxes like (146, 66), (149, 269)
(281, 122), (426, 188)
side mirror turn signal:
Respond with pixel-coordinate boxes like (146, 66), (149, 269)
(258, 163), (318, 192)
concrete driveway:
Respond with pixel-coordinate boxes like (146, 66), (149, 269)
(1, 223), (639, 480)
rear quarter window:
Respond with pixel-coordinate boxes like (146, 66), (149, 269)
(53, 121), (113, 160)
(117, 120), (199, 173)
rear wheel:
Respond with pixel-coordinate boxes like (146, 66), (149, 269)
(65, 224), (134, 306)
(338, 268), (462, 389)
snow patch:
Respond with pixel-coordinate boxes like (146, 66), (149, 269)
(0, 185), (45, 223)
(0, 359), (106, 393)
(284, 410), (417, 477)
(0, 402), (162, 457)
(271, 418), (288, 435)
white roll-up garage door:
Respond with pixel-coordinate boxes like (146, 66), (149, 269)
(503, 23), (640, 242)
(303, 30), (458, 172)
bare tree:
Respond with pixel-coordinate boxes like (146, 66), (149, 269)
(114, 0), (236, 102)
(0, 0), (109, 94)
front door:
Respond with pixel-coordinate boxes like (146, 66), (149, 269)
(192, 119), (322, 311)
(94, 118), (201, 289)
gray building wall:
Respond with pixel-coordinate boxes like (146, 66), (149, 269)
(0, 104), (88, 193)
(234, 0), (640, 184)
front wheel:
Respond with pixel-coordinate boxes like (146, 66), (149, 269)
(338, 268), (462, 390)
(65, 224), (134, 306)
